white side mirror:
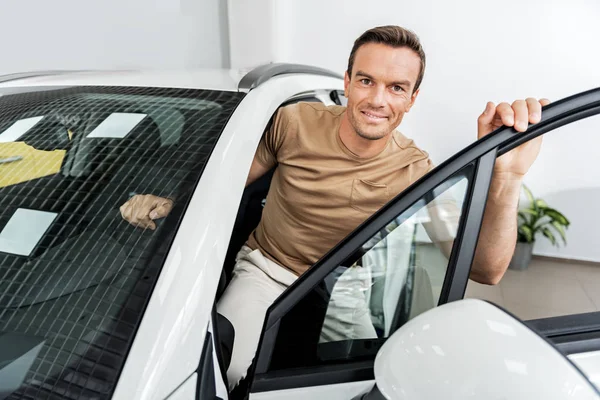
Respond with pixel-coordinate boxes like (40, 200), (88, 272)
(368, 299), (599, 400)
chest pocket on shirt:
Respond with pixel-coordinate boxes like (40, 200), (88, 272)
(350, 179), (391, 214)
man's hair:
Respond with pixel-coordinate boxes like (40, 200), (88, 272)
(347, 25), (426, 93)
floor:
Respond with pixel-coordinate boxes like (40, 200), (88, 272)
(465, 257), (600, 320)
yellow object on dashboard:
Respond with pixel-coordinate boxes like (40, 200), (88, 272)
(0, 142), (66, 188)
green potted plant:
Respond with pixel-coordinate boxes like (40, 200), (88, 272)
(509, 184), (571, 270)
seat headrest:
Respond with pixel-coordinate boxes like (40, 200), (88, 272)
(19, 110), (88, 151)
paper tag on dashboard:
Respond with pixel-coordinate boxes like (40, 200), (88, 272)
(0, 209), (58, 256)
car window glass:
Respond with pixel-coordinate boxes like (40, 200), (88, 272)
(0, 86), (244, 399)
(263, 164), (474, 372)
(466, 114), (600, 321)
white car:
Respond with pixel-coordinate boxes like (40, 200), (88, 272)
(0, 66), (598, 400)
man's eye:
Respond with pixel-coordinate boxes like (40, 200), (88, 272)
(360, 79), (371, 85)
(392, 85), (403, 92)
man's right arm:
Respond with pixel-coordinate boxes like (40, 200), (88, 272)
(121, 153), (271, 228)
(245, 154), (271, 188)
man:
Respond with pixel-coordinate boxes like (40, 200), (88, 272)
(120, 25), (549, 388)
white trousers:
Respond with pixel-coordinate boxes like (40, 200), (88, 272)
(216, 246), (376, 390)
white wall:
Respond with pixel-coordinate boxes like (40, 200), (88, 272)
(0, 0), (229, 74)
(229, 0), (600, 261)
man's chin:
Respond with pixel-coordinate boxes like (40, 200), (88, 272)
(356, 129), (389, 141)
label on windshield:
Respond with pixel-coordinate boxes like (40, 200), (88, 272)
(0, 116), (44, 143)
(86, 113), (147, 139)
(0, 208), (58, 256)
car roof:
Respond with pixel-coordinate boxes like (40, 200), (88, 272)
(0, 64), (343, 93)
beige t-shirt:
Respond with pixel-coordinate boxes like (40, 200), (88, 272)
(246, 102), (434, 276)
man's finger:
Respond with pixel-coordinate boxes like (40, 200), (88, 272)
(526, 97), (542, 124)
(149, 200), (173, 220)
(120, 201), (132, 221)
(133, 215), (156, 230)
(134, 206), (154, 225)
(144, 220), (157, 230)
(496, 102), (514, 127)
(477, 101), (496, 137)
(512, 100), (529, 132)
(539, 98), (551, 107)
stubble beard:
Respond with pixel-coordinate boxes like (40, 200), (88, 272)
(348, 108), (391, 141)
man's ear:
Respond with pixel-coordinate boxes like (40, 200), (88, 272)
(344, 71), (350, 97)
(406, 88), (420, 112)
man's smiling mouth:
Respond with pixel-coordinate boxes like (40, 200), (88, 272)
(361, 111), (388, 121)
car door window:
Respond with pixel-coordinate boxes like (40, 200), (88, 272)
(257, 164), (474, 374)
(319, 176), (469, 345)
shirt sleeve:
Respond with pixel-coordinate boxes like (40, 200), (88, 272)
(410, 157), (435, 184)
(254, 104), (295, 169)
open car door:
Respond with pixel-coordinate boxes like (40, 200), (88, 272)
(236, 87), (600, 400)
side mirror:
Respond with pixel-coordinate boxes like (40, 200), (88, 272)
(364, 299), (599, 400)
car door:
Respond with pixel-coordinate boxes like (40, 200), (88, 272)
(238, 87), (600, 399)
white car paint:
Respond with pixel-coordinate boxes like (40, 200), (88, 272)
(165, 374), (197, 400)
(107, 72), (343, 400)
(570, 351), (600, 390)
(0, 68), (251, 92)
(209, 319), (229, 399)
(374, 299), (599, 400)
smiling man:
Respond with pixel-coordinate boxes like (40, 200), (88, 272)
(121, 25), (548, 389)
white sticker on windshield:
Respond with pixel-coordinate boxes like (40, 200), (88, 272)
(0, 116), (44, 143)
(0, 209), (58, 256)
(86, 113), (147, 139)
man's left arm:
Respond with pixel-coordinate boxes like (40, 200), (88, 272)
(470, 97), (550, 285)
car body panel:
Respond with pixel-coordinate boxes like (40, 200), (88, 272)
(570, 351), (600, 390)
(373, 299), (599, 399)
(0, 69), (252, 92)
(105, 73), (343, 400)
(165, 373), (197, 400)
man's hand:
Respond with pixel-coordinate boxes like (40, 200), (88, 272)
(478, 97), (551, 179)
(120, 194), (173, 230)
(470, 97), (551, 284)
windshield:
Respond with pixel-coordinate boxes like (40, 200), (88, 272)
(0, 85), (245, 399)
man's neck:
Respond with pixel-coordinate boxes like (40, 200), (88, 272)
(338, 113), (391, 158)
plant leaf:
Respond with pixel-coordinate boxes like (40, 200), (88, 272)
(518, 212), (528, 224)
(520, 208), (538, 217)
(535, 199), (548, 209)
(550, 221), (568, 244)
(541, 227), (557, 246)
(522, 184), (536, 211)
(543, 208), (570, 226)
(519, 225), (534, 243)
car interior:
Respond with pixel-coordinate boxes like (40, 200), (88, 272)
(219, 93), (342, 297)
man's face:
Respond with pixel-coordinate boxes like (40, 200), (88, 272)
(344, 43), (421, 141)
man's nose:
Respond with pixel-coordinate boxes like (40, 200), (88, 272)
(368, 85), (386, 108)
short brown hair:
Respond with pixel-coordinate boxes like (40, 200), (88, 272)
(347, 25), (426, 93)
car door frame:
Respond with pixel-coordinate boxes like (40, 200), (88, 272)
(243, 87), (600, 396)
